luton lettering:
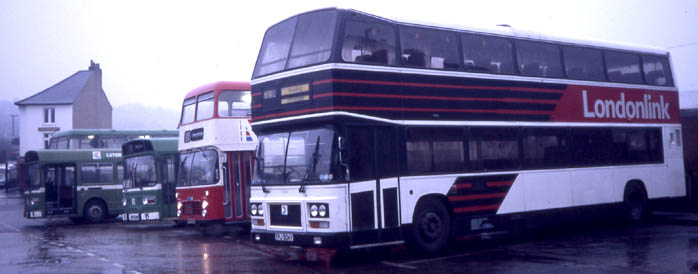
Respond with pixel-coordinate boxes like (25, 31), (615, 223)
(582, 90), (670, 120)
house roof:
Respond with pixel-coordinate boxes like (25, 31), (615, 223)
(15, 70), (93, 105)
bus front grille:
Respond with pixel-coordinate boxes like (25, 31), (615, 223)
(182, 201), (202, 215)
(269, 204), (302, 227)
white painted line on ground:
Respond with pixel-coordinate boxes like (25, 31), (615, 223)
(99, 257), (109, 262)
(131, 271), (143, 274)
(224, 236), (233, 240)
(381, 261), (419, 270)
(86, 252), (96, 257)
(113, 263), (125, 268)
(0, 222), (21, 232)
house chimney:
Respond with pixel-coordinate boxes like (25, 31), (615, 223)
(89, 60), (100, 71)
(88, 60), (102, 90)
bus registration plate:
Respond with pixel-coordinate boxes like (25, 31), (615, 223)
(128, 213), (140, 221)
(275, 233), (293, 242)
(187, 219), (195, 225)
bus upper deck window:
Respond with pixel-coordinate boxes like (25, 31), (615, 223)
(196, 92), (215, 121)
(399, 27), (459, 70)
(342, 21), (396, 65)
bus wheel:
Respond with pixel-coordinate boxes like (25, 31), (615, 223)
(624, 183), (649, 224)
(83, 200), (107, 224)
(409, 198), (451, 253)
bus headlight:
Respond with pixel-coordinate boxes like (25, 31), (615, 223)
(175, 192), (179, 199)
(202, 209), (207, 217)
(251, 204), (258, 216)
(250, 203), (263, 216)
(319, 204), (327, 217)
(310, 204), (318, 217)
(308, 203), (329, 218)
(122, 197), (127, 206)
(201, 200), (208, 209)
(177, 201), (182, 210)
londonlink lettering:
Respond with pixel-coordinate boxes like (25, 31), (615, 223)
(582, 90), (670, 120)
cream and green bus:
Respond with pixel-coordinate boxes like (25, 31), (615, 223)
(23, 149), (124, 223)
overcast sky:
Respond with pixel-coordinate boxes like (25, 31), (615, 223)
(1, 0), (696, 112)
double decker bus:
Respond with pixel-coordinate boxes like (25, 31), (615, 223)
(121, 138), (179, 222)
(47, 129), (178, 150)
(249, 8), (684, 252)
(176, 82), (257, 233)
(23, 149), (124, 223)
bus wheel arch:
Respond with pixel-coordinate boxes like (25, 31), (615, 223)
(406, 194), (453, 253)
(623, 180), (649, 224)
(83, 198), (108, 224)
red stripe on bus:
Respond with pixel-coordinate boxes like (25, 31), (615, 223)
(252, 105), (551, 121)
(312, 78), (563, 94)
(454, 183), (473, 189)
(252, 104), (261, 109)
(313, 92), (559, 104)
(487, 181), (514, 187)
(252, 92), (262, 97)
(448, 192), (507, 202)
(454, 204), (500, 213)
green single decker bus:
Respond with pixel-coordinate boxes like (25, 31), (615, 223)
(48, 129), (178, 150)
(121, 138), (178, 222)
(23, 149), (124, 223)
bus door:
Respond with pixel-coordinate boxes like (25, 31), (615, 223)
(224, 151), (253, 222)
(45, 165), (76, 215)
(347, 127), (400, 246)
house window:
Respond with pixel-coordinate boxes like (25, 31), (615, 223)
(43, 108), (55, 123)
(44, 133), (52, 149)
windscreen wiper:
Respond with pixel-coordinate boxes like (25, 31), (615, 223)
(299, 136), (321, 193)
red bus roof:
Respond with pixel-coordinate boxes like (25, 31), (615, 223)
(183, 81), (250, 100)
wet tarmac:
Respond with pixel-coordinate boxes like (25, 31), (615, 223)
(2, 192), (698, 273)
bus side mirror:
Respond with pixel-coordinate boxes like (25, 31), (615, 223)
(337, 136), (349, 181)
(338, 136), (348, 163)
(215, 168), (220, 183)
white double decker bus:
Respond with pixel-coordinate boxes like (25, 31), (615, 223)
(249, 8), (684, 253)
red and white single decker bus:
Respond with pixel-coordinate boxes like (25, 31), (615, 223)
(176, 81), (257, 233)
(249, 8), (684, 252)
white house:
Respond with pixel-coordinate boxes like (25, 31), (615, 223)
(15, 61), (112, 155)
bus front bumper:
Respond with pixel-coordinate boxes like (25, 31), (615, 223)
(250, 229), (350, 249)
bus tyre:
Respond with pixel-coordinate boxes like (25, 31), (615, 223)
(84, 200), (107, 224)
(624, 184), (649, 224)
(409, 199), (451, 253)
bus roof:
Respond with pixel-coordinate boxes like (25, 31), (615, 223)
(51, 129), (178, 139)
(183, 81), (251, 100)
(284, 8), (669, 56)
(24, 149), (123, 164)
(122, 138), (178, 157)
